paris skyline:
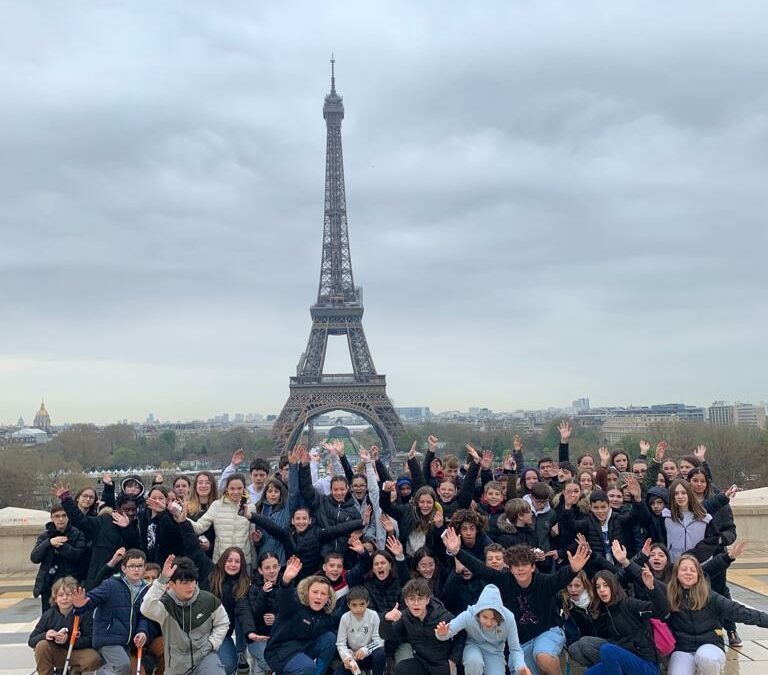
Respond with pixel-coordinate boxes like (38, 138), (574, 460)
(2, 2), (767, 425)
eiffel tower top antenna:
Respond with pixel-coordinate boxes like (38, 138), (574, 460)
(330, 53), (336, 94)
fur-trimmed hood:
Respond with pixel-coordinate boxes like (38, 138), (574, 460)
(296, 575), (337, 614)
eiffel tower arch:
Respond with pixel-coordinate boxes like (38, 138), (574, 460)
(272, 60), (405, 455)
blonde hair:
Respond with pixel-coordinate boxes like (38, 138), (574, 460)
(297, 575), (336, 614)
(667, 554), (710, 612)
(188, 471), (219, 517)
(50, 576), (78, 608)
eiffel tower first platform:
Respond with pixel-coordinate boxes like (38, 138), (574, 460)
(272, 60), (405, 455)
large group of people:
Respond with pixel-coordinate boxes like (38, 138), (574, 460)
(28, 423), (768, 675)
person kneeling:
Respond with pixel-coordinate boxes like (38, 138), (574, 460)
(141, 555), (229, 675)
(29, 576), (102, 675)
(435, 583), (530, 675)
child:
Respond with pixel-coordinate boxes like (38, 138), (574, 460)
(263, 556), (338, 675)
(435, 583), (530, 675)
(71, 548), (155, 675)
(30, 505), (86, 610)
(28, 576), (102, 675)
(141, 554), (230, 675)
(334, 586), (386, 675)
(381, 578), (464, 675)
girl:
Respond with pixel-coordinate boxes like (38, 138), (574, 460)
(172, 475), (191, 501)
(250, 477), (294, 563)
(380, 484), (444, 557)
(662, 479), (733, 562)
(559, 571), (603, 667)
(187, 470), (218, 557)
(190, 473), (254, 567)
(610, 451), (630, 473)
(237, 551), (282, 675)
(519, 468), (542, 497)
(688, 467), (740, 646)
(411, 547), (444, 596)
(142, 485), (183, 565)
(209, 547), (250, 675)
(582, 566), (664, 675)
(264, 556), (337, 675)
(578, 470), (594, 495)
(663, 554), (768, 674)
(73, 486), (99, 517)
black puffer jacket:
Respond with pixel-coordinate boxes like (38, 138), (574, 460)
(662, 588), (768, 653)
(381, 597), (465, 675)
(298, 465), (361, 561)
(593, 593), (664, 663)
(264, 580), (338, 674)
(249, 515), (362, 581)
(31, 522), (87, 598)
(61, 495), (141, 589)
(236, 575), (282, 639)
(28, 606), (95, 649)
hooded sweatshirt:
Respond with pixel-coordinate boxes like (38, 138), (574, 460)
(437, 584), (526, 673)
(662, 508), (713, 562)
(140, 576), (229, 675)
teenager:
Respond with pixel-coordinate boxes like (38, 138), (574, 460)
(187, 470), (219, 557)
(411, 547), (444, 596)
(263, 556), (338, 675)
(659, 554), (768, 675)
(249, 474), (296, 563)
(31, 505), (86, 611)
(141, 485), (184, 565)
(141, 554), (230, 675)
(190, 473), (254, 567)
(236, 551), (281, 675)
(435, 583), (530, 675)
(218, 449), (270, 504)
(381, 578), (465, 675)
(71, 548), (155, 675)
(57, 483), (141, 589)
(380, 481), (444, 558)
(172, 475), (192, 501)
(208, 547), (250, 674)
(559, 571), (602, 667)
(443, 529), (591, 675)
(28, 576), (102, 675)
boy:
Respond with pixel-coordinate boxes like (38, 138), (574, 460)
(381, 578), (464, 675)
(72, 548), (155, 675)
(444, 530), (590, 675)
(435, 583), (530, 675)
(334, 586), (385, 675)
(31, 505), (86, 610)
(141, 554), (229, 675)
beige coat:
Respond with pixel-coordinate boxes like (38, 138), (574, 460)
(189, 496), (253, 565)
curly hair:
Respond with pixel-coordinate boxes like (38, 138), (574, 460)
(449, 508), (488, 535)
(297, 575), (337, 614)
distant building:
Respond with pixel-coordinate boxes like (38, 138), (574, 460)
(33, 399), (51, 433)
(395, 407), (432, 423)
(708, 401), (766, 429)
(16, 416), (24, 428)
(10, 427), (50, 446)
(572, 398), (590, 412)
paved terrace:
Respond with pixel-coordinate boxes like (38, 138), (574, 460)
(3, 561), (768, 675)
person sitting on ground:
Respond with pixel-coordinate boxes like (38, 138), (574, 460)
(334, 585), (386, 675)
(263, 556), (338, 675)
(31, 505), (87, 611)
(141, 554), (230, 675)
(381, 577), (465, 675)
(71, 548), (156, 675)
(29, 576), (102, 675)
(435, 583), (530, 675)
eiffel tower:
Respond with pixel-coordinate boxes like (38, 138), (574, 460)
(272, 60), (405, 455)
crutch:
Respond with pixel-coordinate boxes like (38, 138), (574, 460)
(61, 614), (81, 675)
(135, 644), (144, 675)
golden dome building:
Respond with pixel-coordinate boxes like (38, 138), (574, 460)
(33, 399), (51, 433)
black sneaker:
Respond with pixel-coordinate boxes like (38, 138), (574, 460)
(729, 630), (743, 647)
(237, 651), (250, 673)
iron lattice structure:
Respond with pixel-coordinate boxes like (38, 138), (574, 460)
(272, 61), (404, 455)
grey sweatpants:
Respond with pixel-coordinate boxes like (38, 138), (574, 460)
(97, 645), (131, 675)
(191, 652), (226, 675)
(567, 636), (608, 667)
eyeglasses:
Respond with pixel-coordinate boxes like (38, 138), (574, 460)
(125, 564), (145, 570)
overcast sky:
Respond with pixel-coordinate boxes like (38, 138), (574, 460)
(2, 2), (767, 425)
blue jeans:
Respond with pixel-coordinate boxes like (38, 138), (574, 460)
(282, 631), (337, 675)
(218, 636), (238, 675)
(585, 643), (659, 675)
(247, 640), (269, 675)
